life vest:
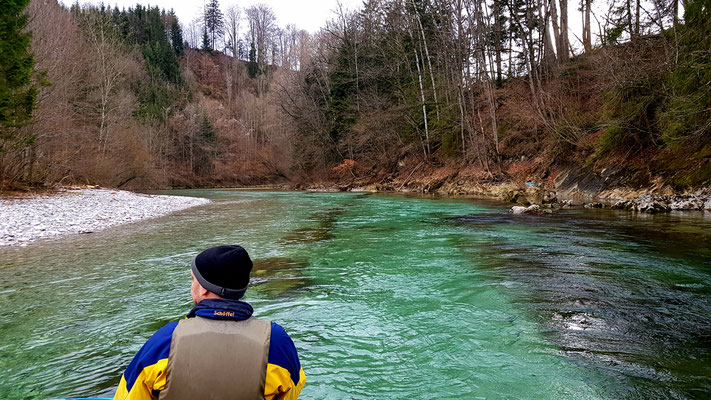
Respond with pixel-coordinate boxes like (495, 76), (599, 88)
(159, 316), (272, 400)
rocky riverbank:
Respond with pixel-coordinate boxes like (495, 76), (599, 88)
(0, 188), (210, 247)
(299, 163), (711, 213)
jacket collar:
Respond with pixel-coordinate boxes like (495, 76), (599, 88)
(187, 298), (254, 321)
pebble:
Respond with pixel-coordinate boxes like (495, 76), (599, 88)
(0, 189), (210, 247)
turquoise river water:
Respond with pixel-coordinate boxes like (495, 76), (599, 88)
(0, 190), (710, 399)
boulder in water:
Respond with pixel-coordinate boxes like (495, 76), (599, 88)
(510, 204), (541, 214)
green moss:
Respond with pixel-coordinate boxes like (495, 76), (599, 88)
(497, 122), (508, 140)
(658, 0), (711, 144)
(596, 2), (711, 156)
(642, 146), (711, 190)
(670, 162), (711, 189)
(598, 77), (665, 156)
(697, 145), (711, 159)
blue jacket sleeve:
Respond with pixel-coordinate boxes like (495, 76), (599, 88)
(114, 322), (177, 400)
(264, 322), (306, 399)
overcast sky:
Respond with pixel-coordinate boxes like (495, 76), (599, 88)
(61, 0), (364, 33)
(59, 0), (619, 53)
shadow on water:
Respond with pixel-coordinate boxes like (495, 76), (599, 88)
(250, 256), (313, 299)
(279, 208), (346, 244)
(452, 210), (711, 399)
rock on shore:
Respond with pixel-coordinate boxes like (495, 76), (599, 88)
(612, 193), (711, 213)
(0, 189), (210, 246)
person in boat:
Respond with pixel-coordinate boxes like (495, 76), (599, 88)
(113, 245), (306, 400)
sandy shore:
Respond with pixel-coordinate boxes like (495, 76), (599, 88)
(0, 189), (210, 247)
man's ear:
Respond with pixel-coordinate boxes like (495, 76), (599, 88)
(200, 286), (211, 297)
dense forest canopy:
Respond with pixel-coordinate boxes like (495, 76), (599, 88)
(0, 0), (38, 158)
(0, 0), (708, 191)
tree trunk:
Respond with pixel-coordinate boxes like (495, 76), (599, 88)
(408, 26), (430, 158)
(494, 0), (504, 85)
(635, 0), (640, 36)
(412, 0), (440, 121)
(550, 0), (561, 57)
(539, 0), (557, 68)
(626, 0), (634, 38)
(583, 0), (592, 51)
(560, 0), (569, 59)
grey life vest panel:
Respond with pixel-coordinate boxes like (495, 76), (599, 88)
(159, 316), (271, 400)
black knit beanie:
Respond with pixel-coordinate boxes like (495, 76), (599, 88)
(191, 245), (253, 299)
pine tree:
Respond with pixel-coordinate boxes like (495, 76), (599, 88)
(132, 7), (180, 83)
(202, 26), (211, 52)
(169, 11), (184, 57)
(237, 39), (245, 59)
(248, 41), (259, 78)
(0, 0), (38, 153)
(204, 0), (224, 51)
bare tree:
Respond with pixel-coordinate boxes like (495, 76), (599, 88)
(225, 5), (242, 58)
(245, 4), (277, 70)
(80, 10), (133, 156)
(185, 17), (203, 49)
(407, 11), (431, 158)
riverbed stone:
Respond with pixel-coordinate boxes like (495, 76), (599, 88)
(0, 189), (210, 247)
(510, 204), (541, 214)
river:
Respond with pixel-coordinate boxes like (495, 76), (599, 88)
(0, 190), (709, 399)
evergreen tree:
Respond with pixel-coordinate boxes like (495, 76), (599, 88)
(202, 26), (211, 52)
(125, 7), (180, 83)
(193, 114), (216, 174)
(204, 0), (224, 51)
(0, 0), (38, 152)
(491, 0), (508, 87)
(237, 39), (245, 59)
(169, 12), (184, 57)
(248, 41), (259, 78)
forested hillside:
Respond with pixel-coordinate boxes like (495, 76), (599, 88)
(1, 0), (709, 195)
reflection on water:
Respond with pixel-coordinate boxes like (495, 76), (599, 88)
(453, 209), (711, 398)
(0, 191), (709, 399)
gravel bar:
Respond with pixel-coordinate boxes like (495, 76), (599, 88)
(0, 189), (210, 247)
